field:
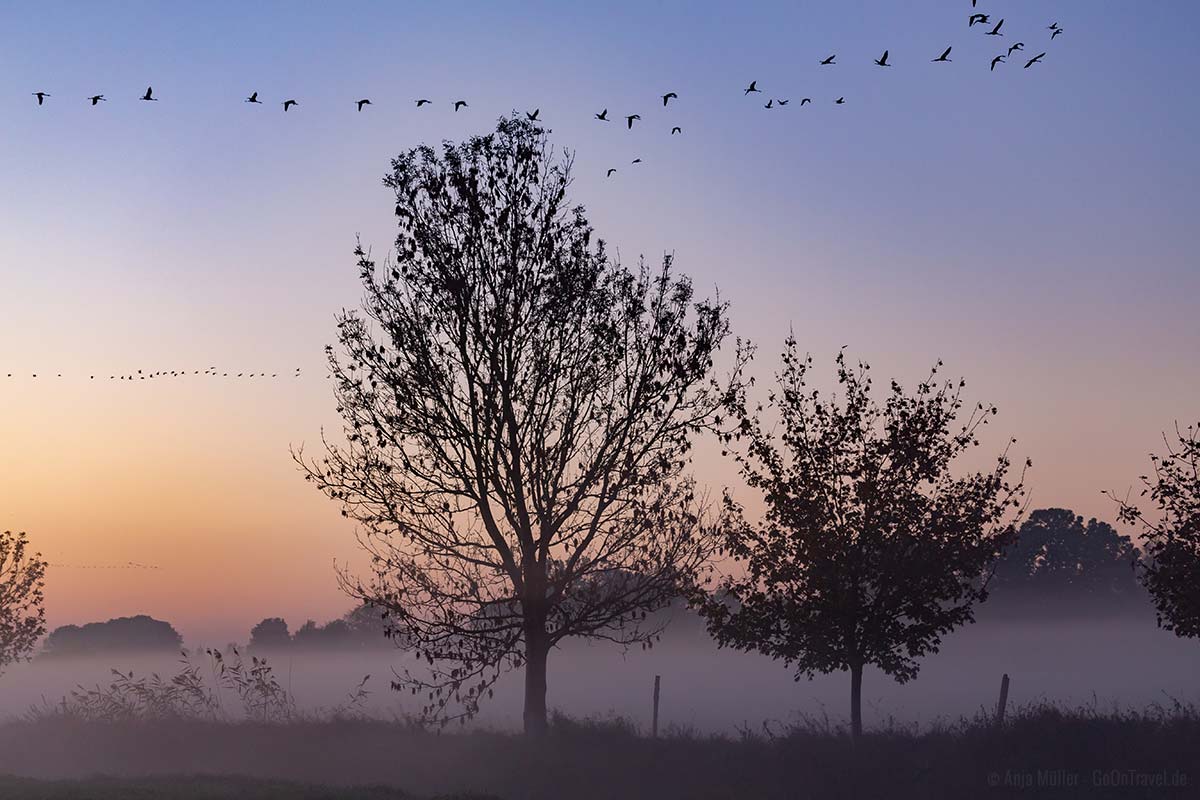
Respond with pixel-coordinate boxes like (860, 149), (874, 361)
(1, 703), (1197, 799)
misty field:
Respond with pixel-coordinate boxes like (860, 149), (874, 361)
(1, 703), (1197, 799)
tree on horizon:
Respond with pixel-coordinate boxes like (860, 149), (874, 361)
(0, 531), (46, 675)
(297, 116), (749, 735)
(41, 614), (180, 658)
(693, 342), (1029, 741)
(1108, 422), (1200, 638)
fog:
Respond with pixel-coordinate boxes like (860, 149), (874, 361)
(5, 610), (1198, 733)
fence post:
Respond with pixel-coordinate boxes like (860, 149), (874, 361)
(996, 673), (1010, 726)
(652, 674), (661, 738)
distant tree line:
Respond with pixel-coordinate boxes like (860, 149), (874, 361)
(41, 615), (182, 658)
(247, 604), (393, 652)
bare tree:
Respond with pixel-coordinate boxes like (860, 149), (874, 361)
(298, 116), (748, 735)
(1107, 422), (1200, 638)
(1, 531), (47, 675)
(693, 341), (1028, 741)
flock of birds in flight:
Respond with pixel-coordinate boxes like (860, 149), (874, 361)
(21, 8), (1068, 182)
(6, 5), (1070, 385)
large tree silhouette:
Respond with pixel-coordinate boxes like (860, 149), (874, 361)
(0, 531), (47, 675)
(298, 117), (747, 735)
(694, 341), (1028, 741)
(1108, 423), (1200, 638)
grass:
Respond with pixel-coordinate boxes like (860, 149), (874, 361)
(0, 702), (1197, 799)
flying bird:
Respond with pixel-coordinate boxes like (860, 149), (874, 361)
(835, 97), (845, 104)
(985, 19), (1004, 36)
(356, 98), (372, 111)
(1024, 52), (1046, 68)
(990, 54), (1006, 71)
(662, 92), (677, 106)
(969, 14), (989, 26)
(415, 99), (431, 106)
(526, 108), (539, 120)
(1048, 22), (1060, 31)
(764, 99), (773, 109)
(606, 168), (617, 177)
(283, 99), (298, 111)
(631, 158), (642, 164)
(453, 100), (468, 111)
(744, 80), (760, 94)
(874, 50), (891, 67)
(246, 91), (261, 104)
(933, 46), (952, 62)
(1051, 28), (1063, 40)
(32, 91), (50, 105)
(671, 126), (681, 134)
(595, 108), (609, 120)
(1008, 42), (1025, 56)
(625, 113), (640, 129)
(819, 54), (836, 65)
(776, 98), (790, 105)
(88, 94), (105, 106)
(141, 86), (157, 101)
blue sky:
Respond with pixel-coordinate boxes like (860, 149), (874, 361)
(1, 0), (1196, 639)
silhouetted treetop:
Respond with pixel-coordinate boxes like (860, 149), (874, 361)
(298, 115), (748, 734)
(41, 614), (181, 658)
(1, 531), (46, 674)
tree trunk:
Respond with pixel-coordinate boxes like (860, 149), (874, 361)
(523, 630), (550, 736)
(849, 662), (863, 742)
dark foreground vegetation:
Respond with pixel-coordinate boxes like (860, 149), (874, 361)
(0, 703), (1196, 799)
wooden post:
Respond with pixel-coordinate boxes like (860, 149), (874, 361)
(996, 673), (1010, 726)
(652, 674), (661, 738)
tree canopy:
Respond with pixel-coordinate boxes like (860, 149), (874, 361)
(694, 342), (1028, 739)
(298, 116), (747, 734)
(0, 531), (46, 673)
(41, 614), (181, 658)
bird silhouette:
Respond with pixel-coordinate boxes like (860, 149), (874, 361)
(969, 14), (989, 27)
(1024, 52), (1046, 68)
(776, 98), (789, 105)
(671, 126), (682, 134)
(985, 19), (1004, 36)
(283, 99), (298, 111)
(526, 108), (539, 121)
(990, 54), (1007, 71)
(88, 94), (105, 106)
(356, 99), (372, 111)
(625, 114), (640, 129)
(819, 54), (836, 65)
(799, 98), (812, 105)
(662, 92), (677, 106)
(744, 80), (760, 94)
(246, 92), (261, 104)
(1051, 28), (1063, 40)
(32, 92), (50, 105)
(874, 50), (891, 67)
(595, 108), (609, 121)
(764, 99), (773, 109)
(933, 46), (952, 62)
(453, 100), (468, 111)
(1008, 43), (1025, 56)
(141, 86), (157, 101)
(835, 97), (845, 104)
(415, 99), (431, 107)
(606, 168), (617, 177)
(631, 158), (642, 164)
(1048, 22), (1060, 31)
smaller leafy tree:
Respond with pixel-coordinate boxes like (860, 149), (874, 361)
(1108, 422), (1200, 638)
(247, 617), (292, 651)
(0, 531), (47, 676)
(694, 341), (1029, 740)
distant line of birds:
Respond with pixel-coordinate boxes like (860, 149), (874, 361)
(49, 561), (162, 570)
(4, 367), (310, 381)
(20, 7), (1066, 179)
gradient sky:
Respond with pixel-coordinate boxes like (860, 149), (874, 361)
(1, 1), (1196, 644)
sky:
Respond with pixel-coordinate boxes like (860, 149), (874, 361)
(1, 1), (1197, 645)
